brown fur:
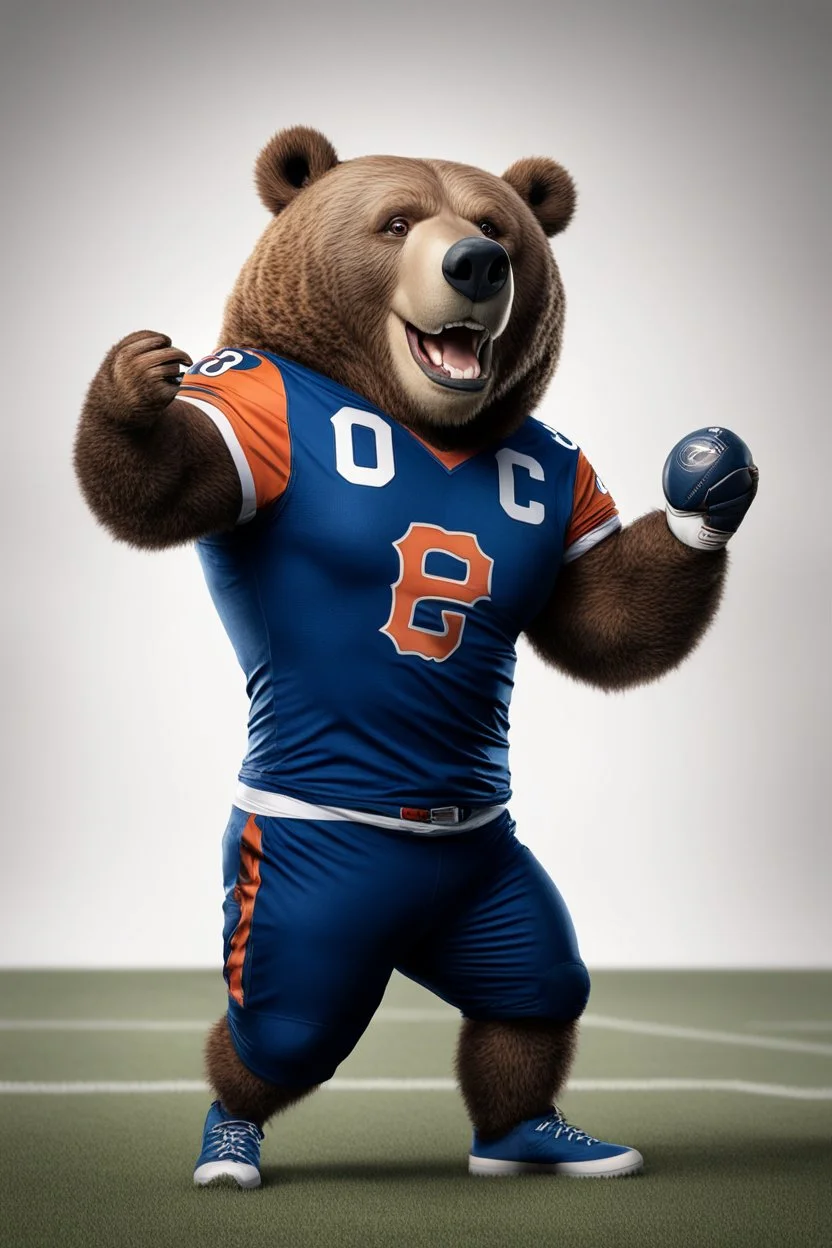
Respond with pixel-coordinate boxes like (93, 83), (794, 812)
(526, 510), (727, 690)
(455, 1018), (580, 1140)
(75, 131), (576, 544)
(204, 1015), (317, 1126)
(502, 156), (577, 236)
(73, 129), (738, 1142)
(255, 126), (339, 215)
(221, 133), (572, 453)
(74, 332), (241, 548)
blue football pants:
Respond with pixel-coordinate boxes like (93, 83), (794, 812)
(221, 806), (590, 1086)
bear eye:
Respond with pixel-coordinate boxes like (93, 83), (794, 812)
(385, 217), (410, 237)
(479, 220), (499, 239)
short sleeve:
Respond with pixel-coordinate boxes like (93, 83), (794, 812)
(177, 348), (290, 523)
(563, 449), (621, 562)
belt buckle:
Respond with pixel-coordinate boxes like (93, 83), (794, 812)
(428, 806), (461, 826)
(399, 805), (462, 826)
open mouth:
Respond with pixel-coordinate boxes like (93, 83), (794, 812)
(405, 321), (492, 391)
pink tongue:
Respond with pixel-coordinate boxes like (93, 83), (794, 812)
(425, 329), (478, 371)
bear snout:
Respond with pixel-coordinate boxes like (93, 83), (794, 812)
(442, 237), (511, 304)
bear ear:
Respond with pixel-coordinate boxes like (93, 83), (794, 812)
(501, 157), (576, 237)
(255, 126), (339, 215)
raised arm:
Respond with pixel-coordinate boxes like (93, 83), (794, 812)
(526, 427), (758, 692)
(74, 331), (242, 548)
(525, 510), (726, 691)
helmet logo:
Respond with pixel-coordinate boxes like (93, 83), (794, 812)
(679, 438), (720, 471)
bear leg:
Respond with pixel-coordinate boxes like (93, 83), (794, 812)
(204, 1015), (318, 1126)
(455, 1016), (579, 1141)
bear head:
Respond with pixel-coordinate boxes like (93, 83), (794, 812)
(221, 126), (576, 451)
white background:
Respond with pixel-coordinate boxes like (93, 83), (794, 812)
(2, 0), (829, 967)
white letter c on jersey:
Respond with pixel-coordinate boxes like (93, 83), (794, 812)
(495, 448), (545, 525)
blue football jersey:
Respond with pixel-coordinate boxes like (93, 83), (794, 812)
(179, 349), (620, 811)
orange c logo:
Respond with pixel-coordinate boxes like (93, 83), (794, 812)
(381, 523), (494, 662)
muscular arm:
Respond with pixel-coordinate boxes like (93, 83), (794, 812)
(525, 510), (727, 692)
(73, 331), (242, 549)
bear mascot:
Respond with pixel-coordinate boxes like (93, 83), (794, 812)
(74, 125), (757, 1187)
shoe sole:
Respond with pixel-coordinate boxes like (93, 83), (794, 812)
(194, 1160), (261, 1189)
(468, 1149), (644, 1178)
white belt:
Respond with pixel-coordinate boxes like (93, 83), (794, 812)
(235, 783), (506, 835)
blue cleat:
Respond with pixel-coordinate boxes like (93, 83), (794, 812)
(469, 1106), (643, 1178)
(193, 1099), (264, 1188)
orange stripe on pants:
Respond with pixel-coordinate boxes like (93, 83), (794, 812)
(226, 814), (263, 1007)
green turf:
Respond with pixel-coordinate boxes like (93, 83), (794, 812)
(1, 971), (831, 1248)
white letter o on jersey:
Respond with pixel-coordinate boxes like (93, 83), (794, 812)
(332, 408), (395, 487)
(495, 448), (545, 524)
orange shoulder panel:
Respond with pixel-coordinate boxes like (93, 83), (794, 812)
(564, 450), (619, 549)
(179, 353), (290, 509)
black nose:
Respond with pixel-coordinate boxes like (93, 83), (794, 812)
(442, 237), (510, 302)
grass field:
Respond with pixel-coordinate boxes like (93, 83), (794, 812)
(1, 970), (830, 1248)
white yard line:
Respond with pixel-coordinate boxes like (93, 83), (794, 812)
(0, 1020), (212, 1032)
(746, 1021), (832, 1033)
(0, 1009), (456, 1031)
(583, 1014), (832, 1057)
(2, 1011), (831, 1056)
(0, 1077), (831, 1100)
(325, 1078), (832, 1100)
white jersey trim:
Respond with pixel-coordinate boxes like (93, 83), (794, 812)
(234, 783), (506, 836)
(177, 395), (257, 524)
(563, 514), (622, 564)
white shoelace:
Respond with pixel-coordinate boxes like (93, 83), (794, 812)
(208, 1119), (264, 1160)
(535, 1107), (600, 1147)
